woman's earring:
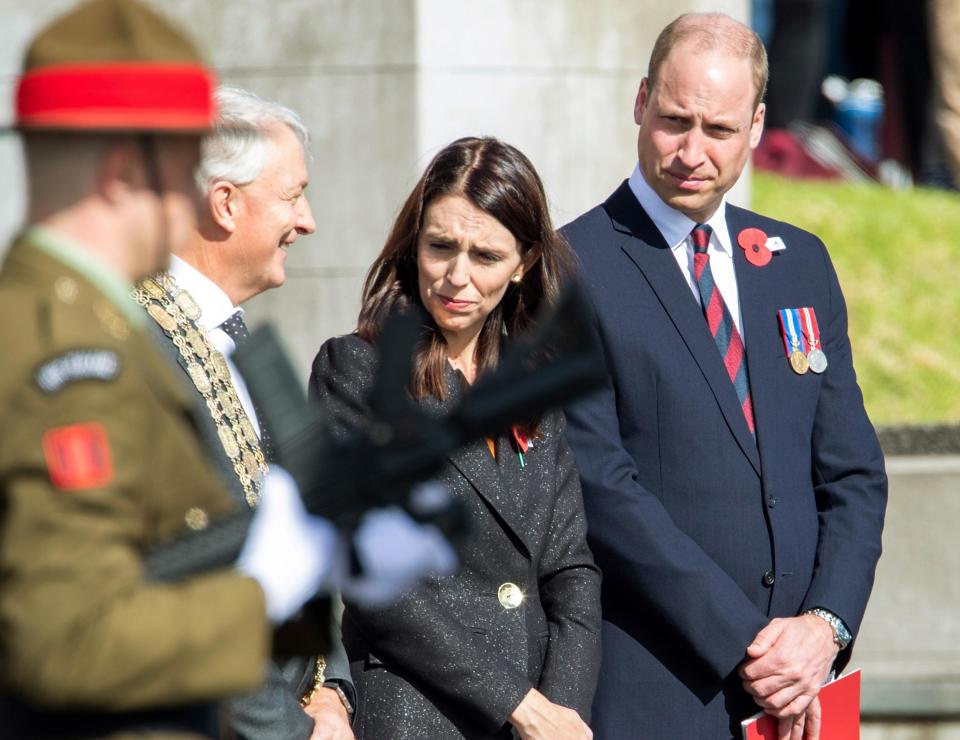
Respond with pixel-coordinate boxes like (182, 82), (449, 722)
(510, 273), (522, 284)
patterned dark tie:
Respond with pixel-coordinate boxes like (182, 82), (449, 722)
(219, 310), (250, 347)
(690, 224), (756, 435)
(219, 311), (274, 460)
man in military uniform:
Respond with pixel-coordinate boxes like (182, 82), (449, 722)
(139, 86), (355, 739)
(0, 1), (456, 737)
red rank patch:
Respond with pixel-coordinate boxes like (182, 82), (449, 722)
(42, 422), (114, 490)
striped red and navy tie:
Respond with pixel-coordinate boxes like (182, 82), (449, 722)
(690, 224), (756, 435)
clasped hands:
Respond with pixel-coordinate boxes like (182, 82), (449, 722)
(738, 614), (839, 740)
(303, 686), (355, 740)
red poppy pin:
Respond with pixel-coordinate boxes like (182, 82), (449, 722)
(512, 426), (530, 453)
(512, 426), (530, 469)
(737, 227), (773, 267)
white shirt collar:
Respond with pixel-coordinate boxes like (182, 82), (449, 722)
(168, 254), (241, 331)
(627, 163), (733, 256)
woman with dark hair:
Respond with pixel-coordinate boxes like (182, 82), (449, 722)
(309, 137), (600, 739)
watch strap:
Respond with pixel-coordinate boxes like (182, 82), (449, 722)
(806, 607), (852, 649)
(322, 680), (355, 719)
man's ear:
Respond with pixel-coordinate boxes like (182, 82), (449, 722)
(208, 180), (239, 233)
(96, 138), (139, 205)
(749, 102), (766, 150)
(634, 78), (651, 126)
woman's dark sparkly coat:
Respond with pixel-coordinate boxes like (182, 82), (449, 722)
(309, 334), (602, 739)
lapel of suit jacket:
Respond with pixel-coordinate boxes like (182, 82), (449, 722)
(726, 205), (792, 481)
(604, 182), (761, 476)
(423, 365), (531, 555)
(449, 438), (530, 555)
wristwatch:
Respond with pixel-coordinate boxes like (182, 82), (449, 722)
(323, 680), (355, 720)
(806, 608), (852, 649)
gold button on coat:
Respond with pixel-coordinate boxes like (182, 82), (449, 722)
(54, 276), (78, 304)
(498, 582), (523, 609)
(184, 507), (209, 531)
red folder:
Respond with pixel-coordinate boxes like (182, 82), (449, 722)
(741, 670), (861, 740)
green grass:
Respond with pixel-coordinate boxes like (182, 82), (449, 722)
(752, 171), (960, 425)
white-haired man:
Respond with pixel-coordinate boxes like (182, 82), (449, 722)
(140, 86), (353, 740)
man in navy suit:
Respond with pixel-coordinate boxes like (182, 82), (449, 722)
(562, 13), (887, 740)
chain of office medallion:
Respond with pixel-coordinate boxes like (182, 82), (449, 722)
(133, 273), (266, 507)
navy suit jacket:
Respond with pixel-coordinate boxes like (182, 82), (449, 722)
(561, 182), (887, 739)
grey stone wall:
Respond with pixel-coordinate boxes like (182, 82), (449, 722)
(0, 0), (748, 374)
(859, 456), (960, 738)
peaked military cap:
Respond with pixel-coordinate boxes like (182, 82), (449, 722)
(15, 0), (215, 132)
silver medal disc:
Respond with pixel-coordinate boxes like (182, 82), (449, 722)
(807, 348), (828, 374)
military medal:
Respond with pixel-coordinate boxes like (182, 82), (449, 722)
(778, 308), (809, 375)
(807, 348), (827, 374)
(799, 307), (828, 374)
(789, 349), (809, 374)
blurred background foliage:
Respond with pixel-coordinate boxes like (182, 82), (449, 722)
(753, 171), (960, 425)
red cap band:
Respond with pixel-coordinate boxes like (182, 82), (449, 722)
(16, 62), (215, 131)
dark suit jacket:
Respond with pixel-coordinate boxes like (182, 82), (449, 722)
(561, 182), (887, 739)
(309, 334), (602, 739)
(147, 317), (354, 740)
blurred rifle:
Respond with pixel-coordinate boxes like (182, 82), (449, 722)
(144, 284), (606, 581)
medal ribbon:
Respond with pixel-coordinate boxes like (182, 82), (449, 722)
(778, 308), (807, 358)
(799, 307), (822, 350)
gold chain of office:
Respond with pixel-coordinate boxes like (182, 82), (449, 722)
(133, 274), (266, 508)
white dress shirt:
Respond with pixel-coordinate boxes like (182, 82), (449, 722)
(627, 164), (746, 343)
(168, 255), (262, 434)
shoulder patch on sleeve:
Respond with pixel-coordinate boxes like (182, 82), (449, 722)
(42, 422), (115, 491)
(34, 349), (120, 393)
